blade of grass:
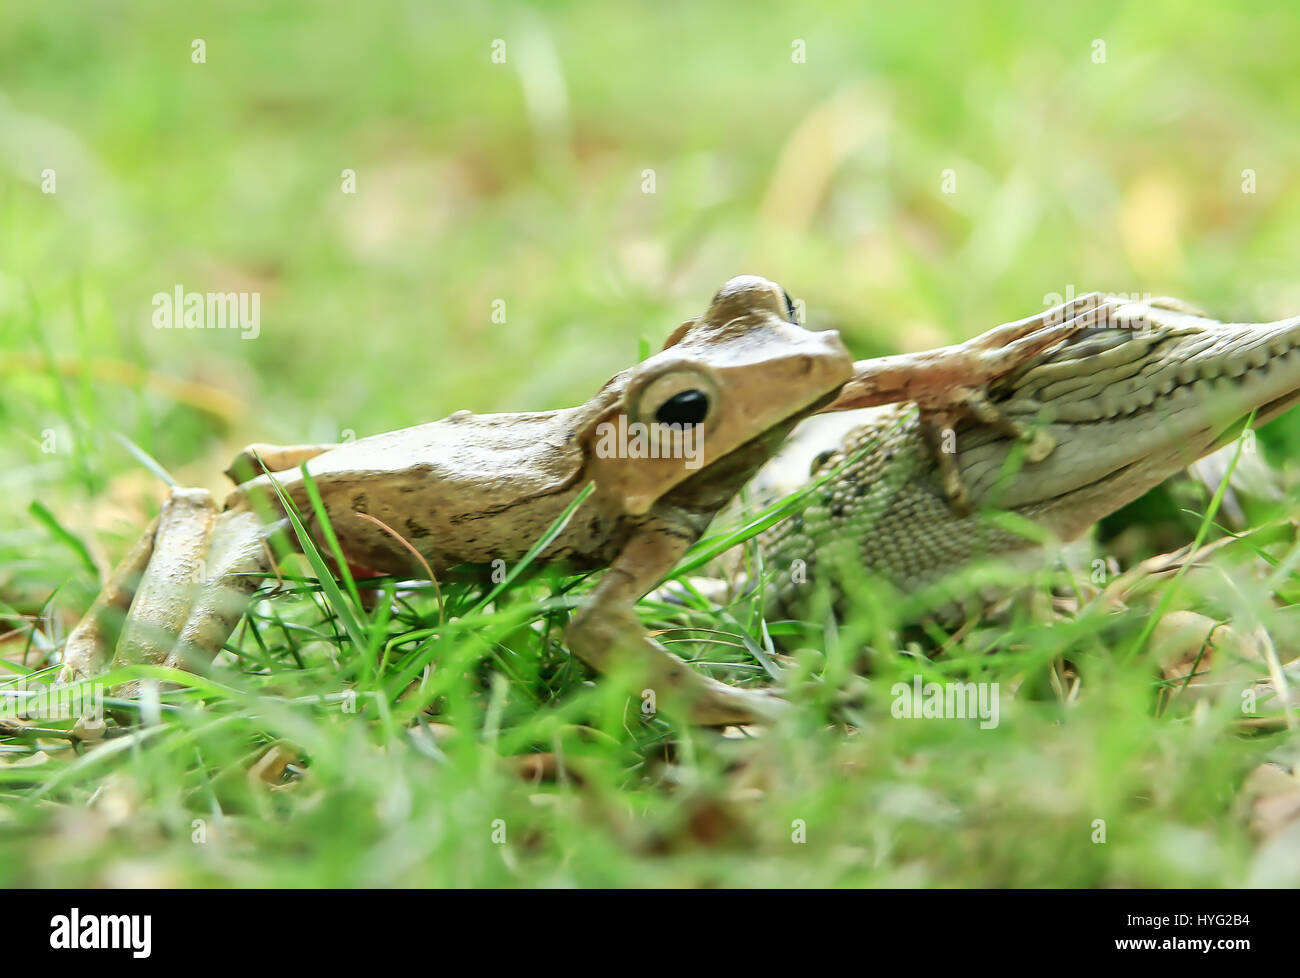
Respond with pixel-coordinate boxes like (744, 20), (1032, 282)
(1124, 414), (1255, 661)
(297, 461), (364, 617)
(256, 466), (370, 653)
(28, 501), (97, 579)
(471, 480), (596, 612)
(113, 431), (177, 487)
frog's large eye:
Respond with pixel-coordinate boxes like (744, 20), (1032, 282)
(657, 389), (709, 426)
(632, 370), (719, 430)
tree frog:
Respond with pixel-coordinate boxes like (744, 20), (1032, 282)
(61, 276), (852, 723)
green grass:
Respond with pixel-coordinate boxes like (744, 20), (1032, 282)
(3, 0), (1300, 886)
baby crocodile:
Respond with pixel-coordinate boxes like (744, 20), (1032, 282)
(759, 296), (1300, 618)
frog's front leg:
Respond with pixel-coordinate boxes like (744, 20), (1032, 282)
(822, 292), (1116, 513)
(566, 524), (786, 725)
(59, 488), (273, 693)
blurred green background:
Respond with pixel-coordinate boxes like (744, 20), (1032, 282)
(4, 0), (1300, 595)
(3, 0), (1300, 887)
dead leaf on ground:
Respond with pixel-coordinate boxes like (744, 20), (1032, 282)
(1236, 761), (1300, 842)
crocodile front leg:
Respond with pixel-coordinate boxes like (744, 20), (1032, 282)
(59, 488), (272, 693)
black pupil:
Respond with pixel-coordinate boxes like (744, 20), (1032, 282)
(655, 389), (709, 426)
(782, 290), (798, 322)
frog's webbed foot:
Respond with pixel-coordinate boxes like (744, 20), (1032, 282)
(919, 416), (971, 515)
(919, 386), (1057, 516)
(567, 602), (787, 724)
(566, 530), (787, 725)
(59, 487), (272, 694)
(823, 292), (1116, 514)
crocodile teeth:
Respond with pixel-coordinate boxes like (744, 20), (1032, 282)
(1002, 397), (1040, 415)
(1224, 356), (1248, 378)
(1245, 346), (1270, 369)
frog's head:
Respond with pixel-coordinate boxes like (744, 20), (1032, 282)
(588, 276), (853, 515)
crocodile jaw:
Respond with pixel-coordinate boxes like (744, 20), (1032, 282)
(956, 304), (1300, 540)
(754, 298), (1300, 605)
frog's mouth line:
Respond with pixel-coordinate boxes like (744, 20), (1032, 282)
(716, 385), (848, 466)
(805, 387), (847, 416)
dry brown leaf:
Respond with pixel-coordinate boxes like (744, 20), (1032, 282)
(1236, 762), (1300, 842)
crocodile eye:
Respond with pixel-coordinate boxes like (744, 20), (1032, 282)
(810, 448), (837, 475)
(655, 389), (710, 426)
(782, 289), (799, 323)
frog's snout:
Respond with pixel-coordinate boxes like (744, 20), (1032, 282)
(777, 328), (854, 413)
(810, 328), (854, 377)
(820, 327), (848, 354)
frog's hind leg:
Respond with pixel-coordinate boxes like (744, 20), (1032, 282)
(59, 512), (162, 683)
(60, 488), (273, 692)
(115, 504), (273, 697)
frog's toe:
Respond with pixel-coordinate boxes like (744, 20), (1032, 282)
(1023, 428), (1056, 463)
